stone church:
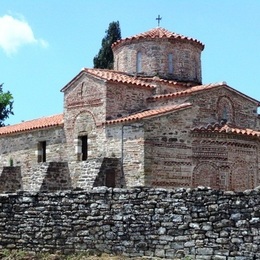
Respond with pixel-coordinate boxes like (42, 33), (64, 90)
(1, 27), (260, 193)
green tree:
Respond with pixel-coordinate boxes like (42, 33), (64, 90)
(0, 83), (14, 126)
(93, 21), (121, 69)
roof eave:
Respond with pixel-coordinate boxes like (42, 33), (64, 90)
(0, 123), (64, 137)
(60, 69), (86, 92)
(103, 103), (192, 126)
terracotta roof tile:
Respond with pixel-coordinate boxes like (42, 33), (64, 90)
(148, 82), (226, 101)
(192, 123), (260, 138)
(104, 103), (192, 125)
(83, 68), (156, 89)
(112, 27), (204, 50)
(0, 114), (64, 136)
(148, 81), (260, 105)
(142, 76), (196, 88)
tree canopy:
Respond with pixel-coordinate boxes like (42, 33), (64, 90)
(0, 83), (14, 127)
(93, 21), (121, 69)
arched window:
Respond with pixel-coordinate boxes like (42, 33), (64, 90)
(168, 53), (173, 74)
(217, 96), (234, 123)
(222, 105), (228, 121)
(193, 162), (219, 190)
(136, 51), (142, 73)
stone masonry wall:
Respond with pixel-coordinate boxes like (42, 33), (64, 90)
(0, 186), (259, 259)
(0, 159), (123, 193)
(144, 107), (194, 188)
(148, 87), (259, 130)
(63, 73), (107, 161)
(106, 83), (152, 120)
(113, 39), (202, 83)
(106, 123), (145, 187)
(0, 127), (66, 170)
(192, 133), (259, 192)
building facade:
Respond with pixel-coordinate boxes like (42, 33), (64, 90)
(0, 27), (260, 192)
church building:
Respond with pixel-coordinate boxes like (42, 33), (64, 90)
(0, 26), (260, 192)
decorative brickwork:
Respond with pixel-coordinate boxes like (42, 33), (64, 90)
(112, 27), (203, 83)
(0, 26), (260, 192)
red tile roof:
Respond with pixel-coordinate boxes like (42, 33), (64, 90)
(83, 68), (156, 89)
(148, 82), (226, 101)
(192, 123), (260, 137)
(112, 27), (204, 50)
(141, 76), (196, 88)
(148, 82), (260, 105)
(0, 114), (63, 136)
(104, 103), (192, 125)
(62, 68), (195, 93)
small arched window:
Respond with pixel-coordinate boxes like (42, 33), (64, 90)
(168, 53), (173, 74)
(222, 105), (228, 121)
(217, 96), (234, 123)
(136, 51), (142, 73)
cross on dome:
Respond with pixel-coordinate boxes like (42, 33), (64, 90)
(156, 15), (162, 27)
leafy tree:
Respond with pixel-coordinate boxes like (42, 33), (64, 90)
(93, 21), (121, 69)
(0, 83), (14, 126)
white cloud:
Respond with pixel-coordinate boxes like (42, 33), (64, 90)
(0, 14), (49, 55)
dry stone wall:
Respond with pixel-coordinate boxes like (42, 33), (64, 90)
(0, 186), (259, 259)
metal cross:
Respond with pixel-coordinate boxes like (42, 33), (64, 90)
(156, 15), (162, 27)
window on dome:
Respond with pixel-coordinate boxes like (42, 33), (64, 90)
(168, 53), (173, 74)
(136, 51), (142, 73)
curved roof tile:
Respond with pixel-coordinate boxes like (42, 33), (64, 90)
(147, 82), (260, 105)
(148, 82), (226, 101)
(112, 27), (204, 50)
(192, 123), (260, 138)
(104, 103), (192, 125)
(83, 68), (156, 89)
(0, 114), (64, 136)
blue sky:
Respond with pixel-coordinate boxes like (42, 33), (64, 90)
(1, 0), (260, 125)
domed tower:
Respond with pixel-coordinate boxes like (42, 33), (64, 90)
(112, 27), (204, 84)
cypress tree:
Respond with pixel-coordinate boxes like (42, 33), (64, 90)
(93, 21), (121, 69)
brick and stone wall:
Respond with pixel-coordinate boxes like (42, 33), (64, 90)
(113, 39), (202, 83)
(148, 87), (259, 130)
(0, 127), (66, 171)
(0, 158), (122, 193)
(106, 83), (152, 120)
(0, 186), (259, 259)
(63, 74), (107, 161)
(141, 105), (260, 191)
(105, 123), (145, 187)
(192, 133), (259, 191)
(144, 107), (194, 188)
(191, 88), (258, 129)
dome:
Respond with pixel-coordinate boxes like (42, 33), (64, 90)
(112, 27), (204, 84)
